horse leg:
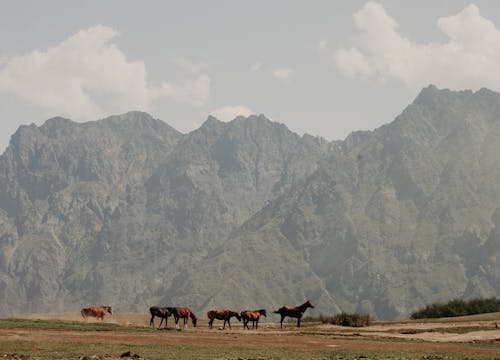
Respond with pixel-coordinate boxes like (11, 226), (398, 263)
(228, 319), (231, 329)
(280, 315), (284, 328)
(158, 317), (164, 329)
(209, 318), (213, 329)
(150, 315), (155, 328)
(297, 316), (301, 328)
(255, 319), (259, 329)
(175, 316), (180, 329)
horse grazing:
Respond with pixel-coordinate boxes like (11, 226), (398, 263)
(149, 306), (173, 329)
(81, 306), (113, 321)
(171, 307), (197, 328)
(240, 309), (267, 330)
(273, 300), (314, 328)
(207, 309), (241, 329)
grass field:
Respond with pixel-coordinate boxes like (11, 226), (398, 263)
(0, 312), (499, 359)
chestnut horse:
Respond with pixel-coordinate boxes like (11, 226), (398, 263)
(171, 307), (197, 328)
(240, 309), (267, 330)
(207, 309), (241, 329)
(81, 306), (113, 321)
(273, 300), (314, 328)
(149, 306), (173, 329)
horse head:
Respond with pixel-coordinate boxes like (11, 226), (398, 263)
(305, 300), (314, 309)
(191, 313), (198, 327)
(259, 309), (267, 317)
(106, 306), (113, 315)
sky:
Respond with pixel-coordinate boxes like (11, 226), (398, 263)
(2, 1), (500, 152)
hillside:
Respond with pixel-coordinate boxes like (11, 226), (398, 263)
(179, 86), (500, 318)
(0, 86), (499, 318)
(0, 112), (330, 315)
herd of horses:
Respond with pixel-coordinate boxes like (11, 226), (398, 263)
(80, 300), (315, 330)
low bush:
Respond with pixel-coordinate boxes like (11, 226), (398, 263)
(303, 313), (371, 327)
(410, 297), (500, 319)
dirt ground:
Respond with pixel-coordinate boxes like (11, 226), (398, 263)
(2, 312), (500, 358)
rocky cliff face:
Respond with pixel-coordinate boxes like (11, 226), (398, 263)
(180, 86), (500, 318)
(0, 111), (329, 314)
(1, 87), (499, 318)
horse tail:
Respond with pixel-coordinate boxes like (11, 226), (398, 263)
(190, 312), (198, 327)
(81, 308), (87, 319)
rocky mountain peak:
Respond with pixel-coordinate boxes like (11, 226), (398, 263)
(1, 89), (499, 319)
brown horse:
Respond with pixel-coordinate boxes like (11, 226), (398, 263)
(81, 306), (113, 320)
(149, 306), (173, 329)
(207, 309), (241, 329)
(240, 309), (267, 330)
(171, 307), (197, 328)
(273, 300), (314, 328)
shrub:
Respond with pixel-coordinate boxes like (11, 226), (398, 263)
(307, 312), (371, 327)
(410, 297), (500, 319)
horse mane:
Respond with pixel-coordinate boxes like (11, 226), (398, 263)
(298, 300), (313, 311)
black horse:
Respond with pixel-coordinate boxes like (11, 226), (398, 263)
(273, 300), (314, 328)
(149, 306), (173, 329)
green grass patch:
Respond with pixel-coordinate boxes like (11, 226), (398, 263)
(0, 318), (151, 332)
(395, 326), (500, 335)
(0, 340), (329, 360)
(324, 348), (499, 360)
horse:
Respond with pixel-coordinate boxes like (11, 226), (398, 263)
(80, 306), (113, 321)
(171, 307), (197, 328)
(149, 306), (173, 329)
(273, 300), (314, 328)
(207, 309), (241, 329)
(240, 309), (267, 330)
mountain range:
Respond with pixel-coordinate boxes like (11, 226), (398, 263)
(0, 85), (499, 319)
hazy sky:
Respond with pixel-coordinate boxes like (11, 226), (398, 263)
(2, 1), (500, 151)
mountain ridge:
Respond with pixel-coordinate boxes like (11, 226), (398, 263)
(0, 86), (499, 319)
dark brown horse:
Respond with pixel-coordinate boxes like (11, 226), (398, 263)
(273, 300), (314, 328)
(207, 309), (241, 329)
(81, 306), (113, 321)
(240, 309), (267, 330)
(149, 306), (173, 329)
(171, 307), (197, 328)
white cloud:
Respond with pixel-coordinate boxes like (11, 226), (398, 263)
(318, 39), (329, 53)
(273, 67), (295, 83)
(174, 57), (208, 75)
(250, 61), (262, 72)
(0, 25), (211, 120)
(152, 75), (210, 107)
(209, 105), (252, 122)
(333, 2), (500, 91)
